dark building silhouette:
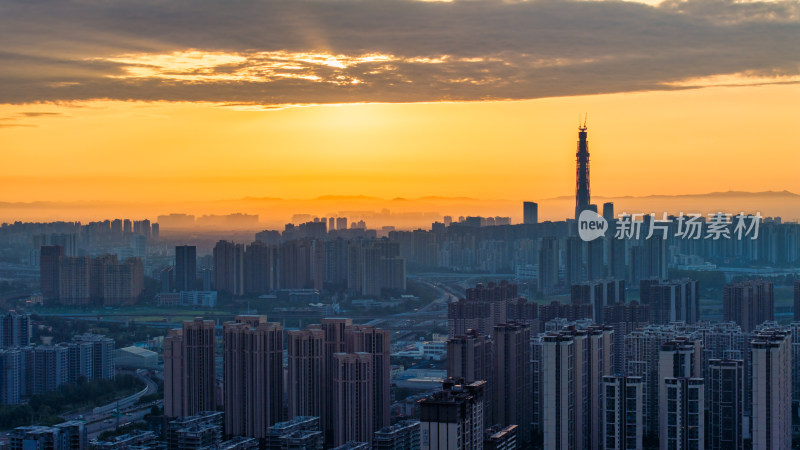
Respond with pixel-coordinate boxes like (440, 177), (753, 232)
(492, 323), (532, 444)
(213, 240), (244, 296)
(175, 245), (196, 292)
(523, 202), (538, 225)
(40, 245), (64, 301)
(575, 121), (590, 220)
(570, 278), (625, 324)
(640, 278), (699, 324)
(446, 330), (493, 426)
(708, 359), (744, 450)
(723, 279), (774, 332)
(243, 241), (277, 294)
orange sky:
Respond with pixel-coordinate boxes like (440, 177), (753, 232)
(2, 82), (799, 211)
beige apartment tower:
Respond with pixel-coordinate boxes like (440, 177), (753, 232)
(287, 327), (324, 418)
(223, 315), (284, 439)
(164, 318), (216, 418)
(332, 352), (374, 447)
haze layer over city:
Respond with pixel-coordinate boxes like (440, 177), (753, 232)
(1, 0), (799, 449)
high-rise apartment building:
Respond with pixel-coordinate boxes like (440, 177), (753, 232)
(658, 340), (704, 450)
(419, 379), (486, 450)
(288, 327), (324, 418)
(58, 256), (91, 305)
(640, 278), (700, 325)
(570, 278), (625, 324)
(446, 330), (493, 425)
(243, 241), (278, 295)
(723, 279), (774, 332)
(213, 240), (244, 296)
(492, 323), (531, 443)
(794, 280), (800, 321)
(332, 352), (373, 447)
(345, 325), (392, 432)
(321, 318), (352, 443)
(660, 378), (704, 450)
(751, 329), (792, 450)
(164, 319), (216, 418)
(39, 245), (64, 301)
(541, 332), (574, 450)
(72, 333), (114, 380)
(1, 311), (31, 348)
(0, 349), (21, 404)
(565, 236), (585, 287)
(602, 376), (644, 450)
(538, 237), (559, 296)
(175, 245), (197, 292)
(223, 316), (284, 438)
(707, 359), (744, 450)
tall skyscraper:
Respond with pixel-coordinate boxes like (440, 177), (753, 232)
(175, 245), (196, 292)
(321, 318), (352, 443)
(707, 359), (744, 450)
(223, 315), (284, 438)
(39, 245), (64, 301)
(213, 240), (244, 296)
(492, 323), (531, 443)
(658, 340), (704, 450)
(641, 278), (700, 325)
(602, 376), (644, 450)
(243, 241), (277, 295)
(446, 330), (493, 391)
(541, 332), (574, 450)
(345, 325), (392, 432)
(523, 202), (538, 225)
(288, 327), (324, 418)
(723, 279), (774, 332)
(538, 237), (559, 296)
(751, 329), (791, 450)
(419, 379), (485, 450)
(163, 328), (184, 418)
(58, 256), (91, 306)
(539, 325), (612, 450)
(575, 121), (590, 220)
(570, 278), (625, 324)
(565, 236), (585, 287)
(660, 378), (704, 450)
(164, 318), (216, 418)
(332, 352), (373, 447)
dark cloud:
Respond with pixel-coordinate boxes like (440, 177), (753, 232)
(0, 0), (797, 106)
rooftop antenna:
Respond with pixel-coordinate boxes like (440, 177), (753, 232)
(583, 113), (588, 128)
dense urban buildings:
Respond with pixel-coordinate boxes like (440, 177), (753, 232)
(7, 131), (800, 450)
(723, 279), (775, 332)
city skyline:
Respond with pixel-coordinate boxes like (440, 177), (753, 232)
(1, 0), (798, 218)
